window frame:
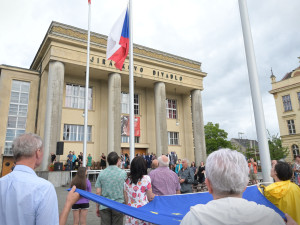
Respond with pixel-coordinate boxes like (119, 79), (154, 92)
(166, 99), (177, 119)
(168, 131), (179, 145)
(121, 92), (139, 115)
(282, 95), (292, 112)
(297, 92), (300, 107)
(121, 135), (140, 143)
(4, 80), (30, 155)
(287, 119), (296, 135)
(292, 144), (299, 158)
(65, 84), (93, 110)
(63, 124), (92, 142)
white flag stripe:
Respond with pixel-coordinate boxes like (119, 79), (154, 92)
(106, 8), (127, 60)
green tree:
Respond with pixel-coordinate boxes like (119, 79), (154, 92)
(268, 131), (289, 160)
(244, 144), (259, 161)
(204, 122), (232, 154)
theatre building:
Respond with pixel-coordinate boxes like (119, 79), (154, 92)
(0, 21), (207, 176)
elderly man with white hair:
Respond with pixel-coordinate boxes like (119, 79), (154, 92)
(178, 158), (194, 194)
(181, 148), (296, 225)
(149, 155), (181, 195)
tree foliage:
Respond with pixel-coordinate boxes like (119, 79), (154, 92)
(244, 145), (259, 161)
(204, 122), (232, 154)
(268, 132), (289, 160)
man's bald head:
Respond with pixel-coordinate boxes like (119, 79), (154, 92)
(151, 159), (159, 169)
(158, 155), (169, 167)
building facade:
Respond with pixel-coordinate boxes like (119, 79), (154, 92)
(269, 58), (300, 162)
(0, 21), (207, 176)
(231, 138), (258, 154)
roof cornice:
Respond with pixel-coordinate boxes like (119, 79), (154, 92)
(31, 21), (203, 72)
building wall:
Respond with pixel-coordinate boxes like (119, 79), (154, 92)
(270, 65), (300, 161)
(0, 21), (207, 173)
(48, 78), (196, 164)
(0, 66), (40, 175)
(181, 94), (194, 162)
(0, 66), (198, 168)
(36, 69), (48, 138)
(145, 88), (156, 153)
(59, 76), (101, 162)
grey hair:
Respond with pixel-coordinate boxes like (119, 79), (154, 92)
(182, 158), (189, 164)
(158, 155), (169, 167)
(12, 133), (43, 161)
(205, 148), (249, 196)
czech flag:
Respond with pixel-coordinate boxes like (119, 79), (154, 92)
(106, 7), (129, 71)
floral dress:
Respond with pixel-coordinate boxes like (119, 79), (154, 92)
(124, 175), (152, 225)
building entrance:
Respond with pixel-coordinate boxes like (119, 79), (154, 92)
(121, 148), (147, 157)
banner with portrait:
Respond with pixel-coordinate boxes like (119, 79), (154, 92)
(121, 115), (140, 137)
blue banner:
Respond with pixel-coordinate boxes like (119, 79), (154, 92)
(70, 185), (284, 225)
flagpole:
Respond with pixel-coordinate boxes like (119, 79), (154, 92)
(83, 0), (91, 168)
(238, 0), (272, 182)
(129, 0), (135, 162)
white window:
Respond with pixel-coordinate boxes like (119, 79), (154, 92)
(63, 124), (92, 142)
(166, 99), (177, 119)
(4, 80), (30, 155)
(282, 95), (292, 112)
(292, 144), (299, 158)
(297, 92), (300, 107)
(121, 136), (140, 143)
(121, 92), (139, 115)
(287, 120), (296, 135)
(65, 84), (92, 110)
(168, 132), (179, 145)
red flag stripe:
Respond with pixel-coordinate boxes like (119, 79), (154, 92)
(88, 0), (91, 4)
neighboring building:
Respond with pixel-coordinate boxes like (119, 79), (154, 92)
(269, 58), (300, 162)
(231, 138), (258, 154)
(0, 21), (207, 176)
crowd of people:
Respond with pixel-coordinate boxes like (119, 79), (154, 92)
(63, 151), (107, 171)
(95, 151), (299, 225)
(0, 133), (299, 225)
(180, 149), (298, 225)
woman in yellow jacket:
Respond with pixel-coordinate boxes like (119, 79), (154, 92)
(264, 161), (300, 224)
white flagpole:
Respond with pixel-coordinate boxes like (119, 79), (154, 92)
(238, 0), (272, 182)
(129, 0), (135, 162)
(83, 0), (91, 168)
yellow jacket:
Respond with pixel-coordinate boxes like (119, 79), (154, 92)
(264, 180), (300, 224)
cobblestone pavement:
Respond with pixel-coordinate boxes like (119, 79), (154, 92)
(56, 182), (100, 225)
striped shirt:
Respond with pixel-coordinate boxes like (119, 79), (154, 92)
(149, 166), (181, 196)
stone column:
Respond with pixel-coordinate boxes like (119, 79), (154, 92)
(191, 89), (206, 166)
(41, 61), (64, 171)
(107, 73), (121, 155)
(154, 82), (168, 156)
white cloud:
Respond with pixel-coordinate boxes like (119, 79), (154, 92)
(1, 0), (299, 141)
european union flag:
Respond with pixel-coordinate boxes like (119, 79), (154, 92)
(70, 185), (284, 225)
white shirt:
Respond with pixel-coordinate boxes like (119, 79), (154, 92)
(0, 165), (59, 225)
(181, 197), (285, 225)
